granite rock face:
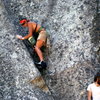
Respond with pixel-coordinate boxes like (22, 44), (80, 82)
(0, 0), (100, 100)
(0, 1), (54, 100)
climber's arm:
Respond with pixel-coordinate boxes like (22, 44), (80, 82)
(87, 91), (92, 100)
(21, 24), (33, 40)
(16, 23), (33, 40)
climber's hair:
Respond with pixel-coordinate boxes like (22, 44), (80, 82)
(18, 15), (30, 25)
(18, 15), (29, 22)
(94, 71), (100, 82)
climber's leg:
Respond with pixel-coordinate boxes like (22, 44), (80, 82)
(35, 40), (44, 61)
(34, 40), (47, 68)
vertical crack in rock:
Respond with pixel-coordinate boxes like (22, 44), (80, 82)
(90, 0), (100, 68)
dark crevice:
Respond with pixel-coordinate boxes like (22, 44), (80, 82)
(90, 0), (100, 67)
(41, 0), (58, 27)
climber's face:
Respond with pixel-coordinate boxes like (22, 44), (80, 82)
(21, 22), (27, 27)
(21, 22), (26, 26)
(19, 19), (28, 27)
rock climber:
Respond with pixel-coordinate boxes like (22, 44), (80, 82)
(16, 17), (47, 69)
(87, 71), (100, 100)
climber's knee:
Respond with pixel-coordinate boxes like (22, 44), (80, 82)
(36, 40), (44, 48)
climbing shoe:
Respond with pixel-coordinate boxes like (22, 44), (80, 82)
(34, 61), (47, 69)
(41, 61), (47, 69)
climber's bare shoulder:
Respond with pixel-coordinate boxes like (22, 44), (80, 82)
(28, 22), (36, 29)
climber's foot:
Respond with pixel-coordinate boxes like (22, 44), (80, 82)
(34, 61), (47, 70)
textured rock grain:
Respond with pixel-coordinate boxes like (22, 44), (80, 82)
(0, 0), (100, 100)
(0, 1), (54, 100)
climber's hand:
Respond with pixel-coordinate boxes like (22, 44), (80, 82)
(16, 35), (24, 40)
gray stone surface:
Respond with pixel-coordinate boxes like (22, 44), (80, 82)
(0, 0), (100, 100)
(0, 1), (54, 100)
